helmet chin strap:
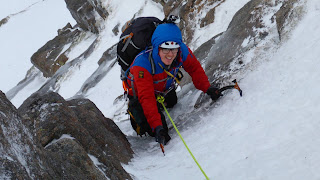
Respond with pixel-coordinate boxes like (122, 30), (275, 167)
(164, 64), (171, 70)
(163, 57), (178, 70)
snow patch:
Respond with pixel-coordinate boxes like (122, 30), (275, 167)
(0, 111), (7, 118)
(88, 154), (110, 180)
(241, 36), (251, 47)
(44, 134), (75, 149)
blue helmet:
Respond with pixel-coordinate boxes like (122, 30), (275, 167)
(151, 23), (189, 65)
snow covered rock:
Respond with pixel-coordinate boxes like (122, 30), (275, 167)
(187, 0), (305, 109)
(64, 0), (108, 34)
(275, 0), (305, 41)
(203, 0), (304, 83)
(0, 91), (133, 179)
(18, 91), (133, 179)
(161, 0), (227, 44)
(0, 16), (9, 27)
(31, 23), (82, 77)
(0, 91), (52, 179)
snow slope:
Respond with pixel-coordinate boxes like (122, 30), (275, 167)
(123, 0), (320, 179)
(1, 0), (320, 179)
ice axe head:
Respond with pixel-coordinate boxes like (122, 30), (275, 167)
(232, 79), (243, 96)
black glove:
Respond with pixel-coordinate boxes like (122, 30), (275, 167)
(155, 126), (171, 145)
(206, 85), (222, 101)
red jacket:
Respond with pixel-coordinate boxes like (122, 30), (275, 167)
(127, 48), (210, 130)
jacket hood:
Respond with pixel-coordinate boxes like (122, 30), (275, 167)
(151, 23), (189, 66)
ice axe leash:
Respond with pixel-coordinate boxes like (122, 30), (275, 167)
(218, 79), (242, 97)
(157, 95), (210, 180)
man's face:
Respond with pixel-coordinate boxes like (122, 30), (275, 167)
(158, 48), (179, 65)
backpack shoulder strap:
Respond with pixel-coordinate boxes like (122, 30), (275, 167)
(148, 50), (156, 75)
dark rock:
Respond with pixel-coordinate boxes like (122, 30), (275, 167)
(0, 157), (32, 180)
(65, 0), (97, 33)
(0, 91), (53, 179)
(0, 90), (134, 179)
(67, 98), (133, 163)
(31, 23), (81, 77)
(203, 0), (303, 84)
(192, 0), (303, 108)
(0, 16), (9, 27)
(179, 33), (221, 86)
(275, 0), (298, 34)
(162, 0), (225, 44)
(112, 23), (120, 36)
(204, 0), (268, 83)
(200, 8), (216, 28)
(190, 0), (274, 108)
(98, 43), (117, 65)
(88, 0), (109, 20)
(275, 0), (302, 40)
(34, 36), (99, 95)
(58, 23), (73, 35)
(64, 0), (109, 34)
(18, 92), (73, 146)
(18, 92), (133, 179)
(194, 32), (222, 62)
(45, 138), (107, 179)
(74, 42), (117, 97)
(151, 0), (166, 6)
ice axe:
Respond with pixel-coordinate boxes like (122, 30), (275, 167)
(160, 143), (165, 156)
(218, 79), (243, 97)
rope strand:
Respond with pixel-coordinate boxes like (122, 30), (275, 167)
(157, 95), (210, 180)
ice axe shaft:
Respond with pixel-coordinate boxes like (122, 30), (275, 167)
(160, 143), (165, 156)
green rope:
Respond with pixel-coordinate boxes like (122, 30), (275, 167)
(157, 95), (210, 180)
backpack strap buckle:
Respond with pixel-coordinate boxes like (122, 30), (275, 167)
(121, 32), (134, 52)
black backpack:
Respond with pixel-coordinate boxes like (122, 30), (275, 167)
(116, 15), (180, 80)
(117, 17), (162, 80)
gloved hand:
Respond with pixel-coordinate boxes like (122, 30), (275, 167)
(206, 85), (222, 101)
(155, 126), (171, 145)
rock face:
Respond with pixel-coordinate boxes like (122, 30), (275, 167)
(190, 0), (304, 108)
(0, 16), (9, 27)
(30, 0), (228, 85)
(30, 0), (111, 78)
(203, 0), (267, 81)
(0, 91), (49, 179)
(155, 0), (303, 85)
(200, 0), (303, 83)
(64, 0), (108, 34)
(158, 0), (226, 44)
(98, 44), (117, 65)
(0, 91), (133, 179)
(31, 23), (82, 77)
(26, 0), (304, 88)
(275, 0), (304, 41)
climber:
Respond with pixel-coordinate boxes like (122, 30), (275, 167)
(125, 23), (221, 145)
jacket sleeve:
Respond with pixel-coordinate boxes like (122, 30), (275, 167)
(131, 66), (163, 130)
(183, 48), (211, 92)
